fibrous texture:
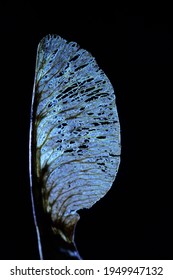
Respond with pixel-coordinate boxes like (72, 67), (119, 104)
(30, 34), (121, 253)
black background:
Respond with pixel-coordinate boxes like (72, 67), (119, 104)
(0, 10), (172, 260)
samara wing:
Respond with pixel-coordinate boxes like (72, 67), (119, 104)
(29, 34), (121, 259)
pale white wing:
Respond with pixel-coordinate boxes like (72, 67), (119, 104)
(30, 34), (121, 245)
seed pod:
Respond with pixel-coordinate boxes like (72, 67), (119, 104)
(29, 34), (121, 259)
